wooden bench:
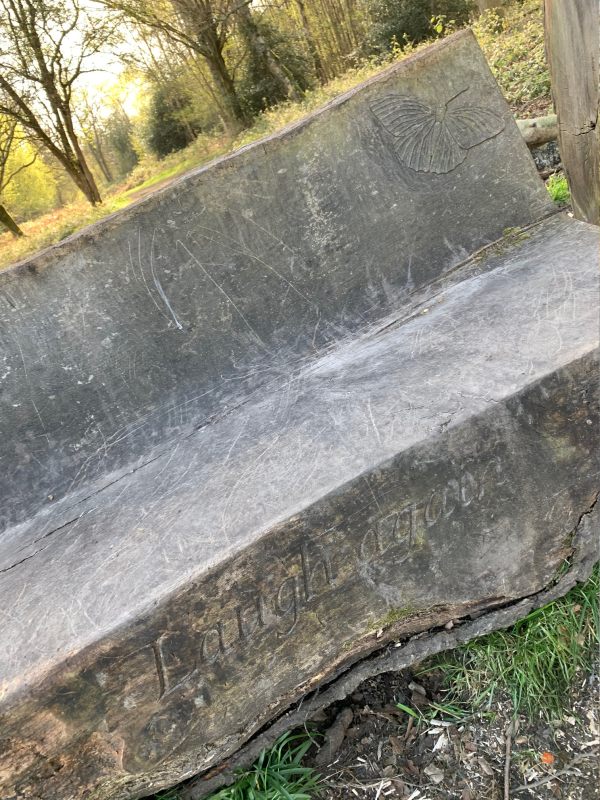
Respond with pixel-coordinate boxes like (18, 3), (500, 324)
(0, 30), (597, 800)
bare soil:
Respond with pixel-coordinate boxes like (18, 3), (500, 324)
(306, 667), (599, 800)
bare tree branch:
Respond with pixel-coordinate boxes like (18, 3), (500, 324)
(0, 0), (121, 204)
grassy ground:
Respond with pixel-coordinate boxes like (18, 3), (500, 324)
(420, 565), (599, 722)
(0, 0), (550, 271)
(472, 0), (551, 118)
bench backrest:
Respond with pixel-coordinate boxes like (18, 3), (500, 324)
(0, 30), (551, 535)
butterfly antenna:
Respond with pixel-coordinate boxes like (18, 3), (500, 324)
(445, 87), (469, 107)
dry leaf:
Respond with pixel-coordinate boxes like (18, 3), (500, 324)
(477, 756), (494, 776)
(423, 763), (445, 784)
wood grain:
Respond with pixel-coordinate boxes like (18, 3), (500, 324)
(544, 0), (599, 224)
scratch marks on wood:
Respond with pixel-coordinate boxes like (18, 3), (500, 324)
(190, 219), (316, 308)
(150, 230), (183, 330)
(129, 229), (184, 331)
(176, 239), (271, 353)
(0, 289), (17, 310)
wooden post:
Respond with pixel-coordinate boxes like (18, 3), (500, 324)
(544, 0), (600, 225)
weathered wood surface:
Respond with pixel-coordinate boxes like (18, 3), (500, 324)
(0, 30), (598, 800)
(544, 0), (600, 224)
(184, 502), (600, 799)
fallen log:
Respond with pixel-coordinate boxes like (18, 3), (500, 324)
(517, 114), (558, 147)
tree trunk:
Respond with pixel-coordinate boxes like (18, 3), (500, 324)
(91, 122), (114, 183)
(66, 124), (103, 205)
(89, 144), (112, 184)
(544, 0), (599, 225)
(236, 4), (303, 102)
(204, 46), (249, 135)
(294, 0), (327, 83)
(67, 156), (103, 205)
(474, 0), (505, 11)
(0, 204), (24, 237)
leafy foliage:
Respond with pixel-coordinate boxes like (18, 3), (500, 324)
(473, 0), (551, 115)
(144, 83), (197, 158)
(369, 0), (474, 53)
(237, 18), (312, 115)
(105, 110), (140, 178)
(2, 144), (57, 219)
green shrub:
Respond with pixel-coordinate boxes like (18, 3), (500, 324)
(369, 0), (474, 53)
(144, 83), (197, 159)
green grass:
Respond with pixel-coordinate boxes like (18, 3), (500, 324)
(419, 565), (599, 721)
(152, 731), (321, 800)
(546, 173), (570, 205)
(208, 731), (320, 800)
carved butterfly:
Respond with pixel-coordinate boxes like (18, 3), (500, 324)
(370, 88), (505, 174)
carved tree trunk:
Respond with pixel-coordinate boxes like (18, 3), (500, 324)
(544, 0), (599, 224)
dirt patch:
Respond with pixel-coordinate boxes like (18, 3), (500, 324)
(305, 667), (599, 800)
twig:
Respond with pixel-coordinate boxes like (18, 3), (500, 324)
(512, 750), (598, 794)
(504, 718), (516, 800)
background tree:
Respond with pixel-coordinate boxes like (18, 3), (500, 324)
(123, 27), (205, 143)
(0, 0), (119, 205)
(0, 118), (34, 236)
(2, 137), (58, 220)
(99, 0), (251, 133)
(235, 9), (312, 114)
(144, 81), (198, 156)
(369, 0), (474, 52)
(234, 2), (303, 104)
(104, 106), (139, 178)
(292, 0), (327, 82)
(76, 93), (115, 184)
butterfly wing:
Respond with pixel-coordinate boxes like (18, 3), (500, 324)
(444, 107), (505, 150)
(427, 122), (467, 174)
(370, 94), (466, 173)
